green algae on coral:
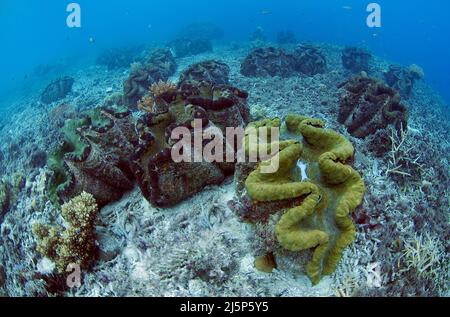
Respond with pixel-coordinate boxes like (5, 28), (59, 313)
(244, 114), (366, 285)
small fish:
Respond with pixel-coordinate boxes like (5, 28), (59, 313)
(342, 6), (352, 10)
(261, 10), (272, 16)
(89, 37), (95, 43)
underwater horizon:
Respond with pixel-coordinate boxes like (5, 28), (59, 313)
(0, 0), (449, 300)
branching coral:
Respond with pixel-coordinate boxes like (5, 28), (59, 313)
(241, 115), (366, 285)
(399, 232), (447, 281)
(385, 125), (425, 179)
(32, 192), (99, 273)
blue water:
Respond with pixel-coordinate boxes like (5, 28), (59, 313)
(1, 0), (449, 104)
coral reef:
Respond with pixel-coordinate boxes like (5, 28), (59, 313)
(32, 192), (99, 273)
(0, 39), (448, 298)
(40, 76), (75, 105)
(168, 38), (213, 58)
(130, 81), (250, 207)
(47, 106), (137, 206)
(123, 48), (177, 107)
(179, 60), (230, 86)
(337, 75), (409, 139)
(96, 46), (141, 70)
(293, 44), (327, 76)
(384, 64), (424, 98)
(241, 47), (297, 78)
(235, 115), (365, 285)
(342, 47), (372, 73)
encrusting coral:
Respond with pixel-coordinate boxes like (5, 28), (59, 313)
(32, 192), (99, 273)
(239, 115), (366, 285)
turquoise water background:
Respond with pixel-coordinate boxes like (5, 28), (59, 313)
(0, 0), (449, 105)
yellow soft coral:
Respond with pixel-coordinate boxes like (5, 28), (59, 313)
(244, 114), (366, 285)
(33, 192), (99, 273)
